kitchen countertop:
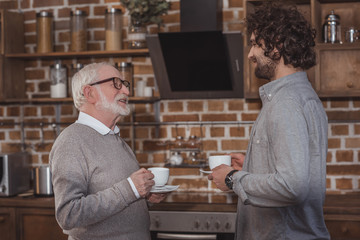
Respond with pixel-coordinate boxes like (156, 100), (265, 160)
(0, 191), (359, 215)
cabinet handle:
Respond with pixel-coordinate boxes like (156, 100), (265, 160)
(346, 81), (354, 88)
(0, 216), (5, 223)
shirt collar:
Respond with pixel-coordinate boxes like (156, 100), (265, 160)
(259, 71), (307, 103)
(76, 112), (120, 135)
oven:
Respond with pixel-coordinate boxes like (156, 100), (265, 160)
(150, 211), (236, 240)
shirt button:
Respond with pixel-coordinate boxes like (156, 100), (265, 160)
(256, 140), (260, 144)
(268, 94), (272, 97)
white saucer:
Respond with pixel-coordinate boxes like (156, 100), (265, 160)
(150, 185), (180, 193)
(200, 169), (213, 174)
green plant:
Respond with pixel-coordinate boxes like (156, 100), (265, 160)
(120, 0), (170, 26)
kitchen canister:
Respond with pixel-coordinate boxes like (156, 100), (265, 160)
(115, 62), (133, 96)
(70, 10), (87, 52)
(33, 165), (53, 196)
(36, 11), (54, 53)
(323, 10), (341, 43)
(105, 8), (123, 51)
(68, 63), (84, 97)
(50, 63), (68, 98)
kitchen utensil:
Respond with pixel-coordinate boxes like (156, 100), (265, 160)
(33, 165), (53, 196)
(323, 10), (341, 43)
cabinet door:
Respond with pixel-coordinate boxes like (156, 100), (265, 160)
(0, 207), (16, 240)
(325, 215), (360, 240)
(16, 208), (67, 240)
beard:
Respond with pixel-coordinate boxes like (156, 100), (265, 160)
(96, 89), (130, 116)
(254, 56), (277, 80)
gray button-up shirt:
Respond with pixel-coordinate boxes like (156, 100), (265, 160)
(233, 72), (330, 239)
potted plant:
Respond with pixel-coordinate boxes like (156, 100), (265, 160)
(120, 0), (170, 48)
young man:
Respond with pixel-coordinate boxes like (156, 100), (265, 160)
(50, 62), (166, 240)
(209, 3), (330, 240)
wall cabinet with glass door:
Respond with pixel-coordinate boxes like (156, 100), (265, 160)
(243, 0), (360, 99)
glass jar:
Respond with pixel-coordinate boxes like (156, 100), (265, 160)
(115, 62), (133, 96)
(36, 11), (53, 53)
(50, 63), (67, 98)
(105, 8), (123, 51)
(187, 135), (200, 149)
(172, 136), (184, 149)
(128, 20), (147, 49)
(323, 10), (341, 44)
(68, 63), (84, 97)
(70, 10), (87, 52)
(170, 152), (183, 166)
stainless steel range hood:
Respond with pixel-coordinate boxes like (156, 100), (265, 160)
(146, 0), (244, 99)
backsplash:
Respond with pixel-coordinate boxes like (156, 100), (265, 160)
(1, 98), (359, 194)
(0, 0), (359, 194)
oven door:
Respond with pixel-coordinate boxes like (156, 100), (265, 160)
(151, 232), (235, 240)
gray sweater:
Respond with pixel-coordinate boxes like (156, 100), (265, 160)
(233, 72), (330, 239)
(50, 123), (150, 240)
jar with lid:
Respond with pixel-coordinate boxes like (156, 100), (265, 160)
(172, 136), (184, 149)
(50, 63), (67, 98)
(323, 10), (341, 44)
(36, 11), (54, 53)
(68, 63), (84, 97)
(187, 135), (200, 149)
(170, 152), (183, 166)
(70, 10), (87, 52)
(128, 20), (147, 49)
(105, 8), (123, 51)
(115, 62), (133, 96)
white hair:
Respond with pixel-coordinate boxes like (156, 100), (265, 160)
(72, 62), (114, 110)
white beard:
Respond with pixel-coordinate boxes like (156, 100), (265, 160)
(96, 89), (130, 116)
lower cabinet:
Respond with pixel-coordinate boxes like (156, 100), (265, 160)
(0, 207), (67, 240)
(0, 208), (16, 240)
(325, 215), (360, 240)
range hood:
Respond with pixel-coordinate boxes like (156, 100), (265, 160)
(146, 0), (244, 99)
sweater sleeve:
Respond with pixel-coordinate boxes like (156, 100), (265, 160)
(50, 128), (139, 230)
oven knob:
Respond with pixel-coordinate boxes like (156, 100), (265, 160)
(154, 217), (160, 228)
(194, 220), (200, 229)
(225, 222), (232, 230)
(215, 221), (221, 229)
(205, 221), (210, 229)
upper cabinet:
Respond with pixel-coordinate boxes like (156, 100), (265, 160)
(0, 10), (25, 100)
(244, 0), (360, 99)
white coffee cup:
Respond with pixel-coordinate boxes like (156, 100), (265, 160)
(148, 167), (169, 187)
(208, 155), (231, 170)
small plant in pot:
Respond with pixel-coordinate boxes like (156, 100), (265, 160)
(120, 0), (170, 48)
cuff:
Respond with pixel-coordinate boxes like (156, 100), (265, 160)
(127, 177), (141, 199)
(232, 171), (251, 205)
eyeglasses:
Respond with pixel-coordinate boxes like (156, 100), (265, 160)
(89, 77), (130, 90)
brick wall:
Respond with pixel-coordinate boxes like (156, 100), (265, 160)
(0, 0), (359, 194)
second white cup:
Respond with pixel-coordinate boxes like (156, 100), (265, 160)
(208, 155), (231, 170)
(148, 167), (169, 187)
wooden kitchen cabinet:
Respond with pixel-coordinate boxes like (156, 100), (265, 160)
(244, 0), (360, 99)
(0, 9), (25, 100)
(0, 207), (16, 240)
(0, 197), (67, 240)
(17, 207), (67, 240)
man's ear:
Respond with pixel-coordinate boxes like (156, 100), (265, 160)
(82, 85), (97, 104)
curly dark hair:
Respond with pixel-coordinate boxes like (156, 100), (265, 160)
(246, 2), (316, 70)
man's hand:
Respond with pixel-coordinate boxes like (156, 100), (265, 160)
(230, 152), (245, 170)
(130, 168), (155, 198)
(146, 193), (168, 203)
(208, 164), (234, 191)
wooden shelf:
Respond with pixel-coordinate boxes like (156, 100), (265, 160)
(5, 49), (149, 60)
(0, 96), (160, 105)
